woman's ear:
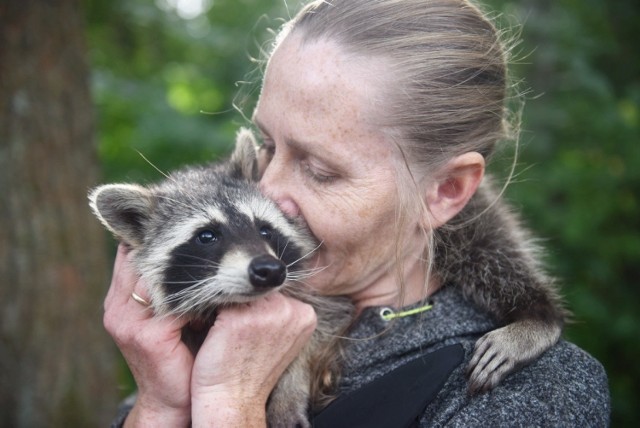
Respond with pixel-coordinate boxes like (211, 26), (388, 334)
(424, 152), (485, 229)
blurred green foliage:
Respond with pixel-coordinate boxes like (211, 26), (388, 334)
(486, 1), (640, 425)
(86, 0), (639, 425)
(86, 0), (287, 181)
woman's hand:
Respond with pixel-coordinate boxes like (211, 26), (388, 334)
(190, 292), (318, 427)
(103, 244), (193, 428)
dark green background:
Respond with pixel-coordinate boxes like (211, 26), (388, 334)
(85, 0), (640, 425)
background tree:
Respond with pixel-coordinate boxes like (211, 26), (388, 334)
(0, 1), (118, 426)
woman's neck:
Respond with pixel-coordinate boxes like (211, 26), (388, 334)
(349, 256), (441, 314)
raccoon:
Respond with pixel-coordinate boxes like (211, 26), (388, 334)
(434, 177), (568, 394)
(90, 130), (354, 427)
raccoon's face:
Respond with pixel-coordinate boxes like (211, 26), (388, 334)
(143, 188), (316, 318)
(89, 128), (317, 319)
(90, 174), (316, 320)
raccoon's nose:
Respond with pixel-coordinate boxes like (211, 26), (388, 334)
(248, 255), (287, 288)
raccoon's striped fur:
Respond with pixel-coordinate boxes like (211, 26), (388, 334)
(90, 128), (566, 425)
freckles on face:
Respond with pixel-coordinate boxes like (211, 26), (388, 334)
(255, 35), (412, 296)
(303, 172), (401, 296)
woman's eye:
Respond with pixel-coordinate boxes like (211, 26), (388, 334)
(196, 230), (218, 245)
(302, 161), (336, 183)
(259, 225), (273, 240)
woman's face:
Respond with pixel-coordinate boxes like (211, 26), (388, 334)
(254, 35), (426, 305)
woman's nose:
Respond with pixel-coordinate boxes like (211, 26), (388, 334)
(259, 162), (300, 218)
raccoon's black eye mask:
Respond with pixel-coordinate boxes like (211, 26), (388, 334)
(195, 229), (219, 245)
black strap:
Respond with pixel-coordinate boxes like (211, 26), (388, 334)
(311, 344), (464, 428)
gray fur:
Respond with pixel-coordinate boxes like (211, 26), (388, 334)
(434, 176), (568, 394)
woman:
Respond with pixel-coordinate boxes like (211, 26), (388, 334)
(106, 0), (609, 426)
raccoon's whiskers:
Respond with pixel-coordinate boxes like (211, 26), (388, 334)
(287, 265), (327, 281)
(162, 280), (205, 297)
(135, 153), (205, 213)
(163, 279), (208, 286)
(156, 281), (217, 321)
(169, 264), (219, 271)
(136, 150), (171, 180)
(286, 239), (324, 269)
(165, 279), (225, 316)
(277, 237), (290, 260)
(171, 252), (222, 268)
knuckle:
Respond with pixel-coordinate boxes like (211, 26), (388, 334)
(293, 302), (317, 337)
(103, 311), (136, 345)
(301, 303), (318, 327)
(102, 310), (118, 334)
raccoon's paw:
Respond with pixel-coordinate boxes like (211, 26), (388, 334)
(466, 320), (561, 395)
(466, 328), (519, 394)
(266, 396), (310, 428)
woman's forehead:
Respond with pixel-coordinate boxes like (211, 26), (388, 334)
(264, 36), (389, 117)
(255, 36), (393, 159)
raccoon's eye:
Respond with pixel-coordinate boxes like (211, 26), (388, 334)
(259, 225), (273, 240)
(196, 229), (218, 245)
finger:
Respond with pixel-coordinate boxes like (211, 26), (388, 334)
(220, 292), (315, 331)
(130, 270), (152, 308)
(114, 245), (153, 309)
(104, 245), (154, 324)
(104, 244), (133, 310)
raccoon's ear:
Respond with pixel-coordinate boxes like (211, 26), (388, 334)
(88, 184), (153, 247)
(229, 127), (259, 180)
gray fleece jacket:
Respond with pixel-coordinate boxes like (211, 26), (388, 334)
(337, 287), (610, 427)
(112, 287), (610, 427)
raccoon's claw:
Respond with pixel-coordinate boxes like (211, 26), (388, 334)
(466, 329), (517, 394)
(466, 320), (562, 395)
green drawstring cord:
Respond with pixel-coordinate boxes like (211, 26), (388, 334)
(379, 303), (433, 321)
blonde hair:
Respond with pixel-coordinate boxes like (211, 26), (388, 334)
(282, 0), (514, 160)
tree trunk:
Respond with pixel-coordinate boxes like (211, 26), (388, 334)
(0, 1), (119, 426)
